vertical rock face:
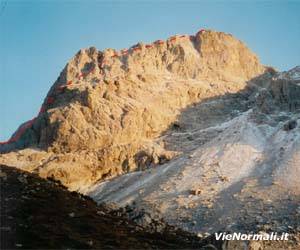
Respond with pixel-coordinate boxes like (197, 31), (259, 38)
(269, 78), (300, 111)
(0, 30), (267, 190)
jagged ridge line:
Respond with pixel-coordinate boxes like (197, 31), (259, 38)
(0, 29), (207, 145)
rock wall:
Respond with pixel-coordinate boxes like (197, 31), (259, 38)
(0, 30), (267, 190)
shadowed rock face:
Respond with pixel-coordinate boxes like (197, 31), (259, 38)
(0, 30), (268, 190)
(270, 79), (300, 111)
(88, 67), (300, 236)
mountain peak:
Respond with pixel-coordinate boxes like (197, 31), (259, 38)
(0, 29), (269, 190)
(61, 29), (265, 87)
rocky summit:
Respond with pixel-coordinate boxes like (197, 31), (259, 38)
(1, 29), (300, 247)
(0, 30), (267, 190)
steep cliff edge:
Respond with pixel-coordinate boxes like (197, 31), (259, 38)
(0, 30), (267, 190)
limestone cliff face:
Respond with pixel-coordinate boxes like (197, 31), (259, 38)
(0, 30), (267, 190)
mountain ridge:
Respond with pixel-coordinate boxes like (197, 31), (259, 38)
(0, 29), (280, 192)
(1, 28), (300, 239)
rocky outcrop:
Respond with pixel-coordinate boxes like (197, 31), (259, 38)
(0, 30), (267, 190)
(87, 66), (300, 235)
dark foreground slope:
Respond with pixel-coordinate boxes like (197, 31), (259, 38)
(0, 165), (221, 250)
(1, 165), (300, 250)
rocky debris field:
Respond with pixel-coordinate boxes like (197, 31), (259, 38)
(87, 66), (300, 237)
(0, 165), (220, 249)
(1, 165), (300, 250)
